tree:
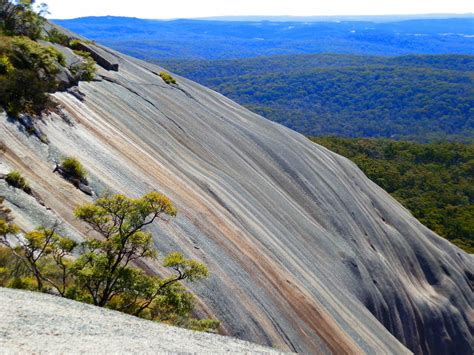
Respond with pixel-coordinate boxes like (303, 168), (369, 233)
(128, 252), (209, 318)
(72, 192), (211, 316)
(0, 1), (45, 39)
(0, 223), (75, 293)
(71, 192), (216, 329)
(0, 196), (18, 236)
(72, 192), (177, 306)
(0, 192), (218, 331)
(0, 0), (19, 34)
(36, 2), (48, 17)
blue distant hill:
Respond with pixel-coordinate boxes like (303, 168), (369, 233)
(54, 16), (474, 60)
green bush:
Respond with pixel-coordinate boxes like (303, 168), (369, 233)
(0, 54), (13, 74)
(0, 68), (49, 115)
(60, 157), (88, 183)
(0, 0), (45, 40)
(159, 71), (177, 85)
(0, 35), (66, 115)
(70, 50), (96, 81)
(47, 28), (70, 46)
(7, 276), (38, 290)
(5, 170), (31, 194)
(68, 39), (82, 49)
(0, 247), (15, 287)
(187, 319), (220, 332)
(68, 39), (95, 49)
(7, 36), (65, 74)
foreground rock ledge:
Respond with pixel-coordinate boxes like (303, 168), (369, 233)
(0, 288), (285, 354)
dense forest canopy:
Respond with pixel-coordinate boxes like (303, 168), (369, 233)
(311, 137), (474, 253)
(162, 54), (474, 141)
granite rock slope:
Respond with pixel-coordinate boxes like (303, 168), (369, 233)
(0, 42), (472, 354)
(0, 288), (285, 354)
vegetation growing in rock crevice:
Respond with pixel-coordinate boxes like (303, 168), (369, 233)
(58, 156), (88, 184)
(0, 192), (219, 332)
(46, 27), (69, 46)
(159, 71), (177, 85)
(312, 137), (474, 253)
(5, 170), (31, 194)
(70, 49), (96, 82)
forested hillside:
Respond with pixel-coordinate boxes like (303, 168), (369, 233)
(312, 137), (474, 253)
(162, 54), (474, 141)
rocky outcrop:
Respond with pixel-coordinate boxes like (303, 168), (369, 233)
(52, 162), (94, 196)
(73, 42), (119, 71)
(39, 41), (80, 90)
(0, 42), (472, 354)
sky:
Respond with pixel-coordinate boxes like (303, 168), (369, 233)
(45, 0), (474, 19)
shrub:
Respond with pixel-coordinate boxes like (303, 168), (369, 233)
(0, 36), (66, 115)
(187, 319), (221, 332)
(5, 170), (31, 194)
(60, 157), (88, 183)
(7, 275), (37, 290)
(0, 68), (49, 115)
(47, 28), (70, 46)
(8, 36), (65, 74)
(68, 39), (82, 49)
(0, 0), (45, 40)
(0, 54), (13, 74)
(68, 39), (95, 50)
(70, 50), (96, 81)
(159, 71), (177, 85)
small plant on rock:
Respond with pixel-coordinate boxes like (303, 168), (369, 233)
(70, 50), (96, 81)
(5, 170), (31, 194)
(60, 157), (88, 184)
(47, 28), (70, 46)
(159, 71), (176, 85)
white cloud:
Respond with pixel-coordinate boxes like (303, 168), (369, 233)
(45, 0), (474, 19)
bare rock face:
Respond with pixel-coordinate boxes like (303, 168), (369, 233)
(0, 288), (285, 354)
(0, 42), (472, 354)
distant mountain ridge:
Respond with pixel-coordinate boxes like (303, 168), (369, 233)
(198, 14), (474, 22)
(53, 16), (474, 59)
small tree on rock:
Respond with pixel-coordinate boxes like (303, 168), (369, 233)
(0, 192), (218, 331)
(71, 192), (216, 331)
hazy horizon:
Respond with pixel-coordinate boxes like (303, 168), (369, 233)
(44, 0), (474, 20)
(51, 13), (474, 21)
